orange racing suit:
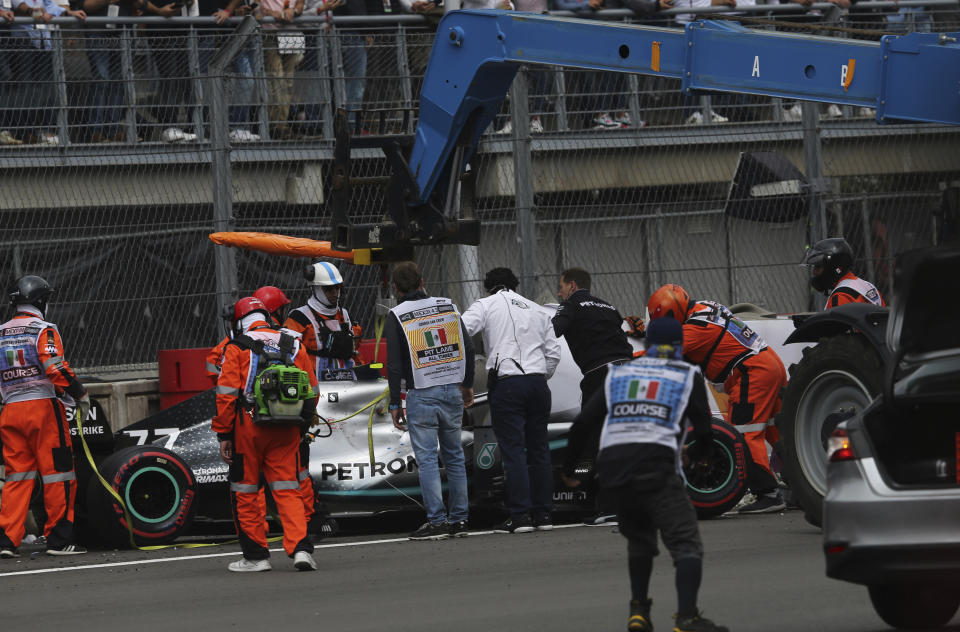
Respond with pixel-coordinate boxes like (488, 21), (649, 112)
(213, 321), (319, 560)
(682, 301), (787, 493)
(0, 306), (86, 551)
(825, 271), (886, 310)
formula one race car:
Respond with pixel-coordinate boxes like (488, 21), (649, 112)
(61, 306), (805, 548)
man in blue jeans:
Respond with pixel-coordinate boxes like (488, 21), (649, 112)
(386, 261), (475, 540)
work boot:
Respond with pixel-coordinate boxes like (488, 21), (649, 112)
(629, 598), (653, 631)
(673, 609), (729, 632)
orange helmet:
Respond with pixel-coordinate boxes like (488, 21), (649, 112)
(253, 286), (290, 315)
(647, 284), (691, 321)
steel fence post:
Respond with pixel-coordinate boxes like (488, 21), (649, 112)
(120, 26), (138, 142)
(51, 28), (69, 145)
(510, 68), (537, 298)
(187, 26), (205, 142)
(318, 27), (335, 139)
(396, 24), (414, 133)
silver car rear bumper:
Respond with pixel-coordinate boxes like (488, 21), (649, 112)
(823, 457), (960, 585)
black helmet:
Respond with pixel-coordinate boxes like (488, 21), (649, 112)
(801, 238), (854, 293)
(8, 275), (53, 313)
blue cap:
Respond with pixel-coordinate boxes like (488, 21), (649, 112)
(645, 317), (684, 348)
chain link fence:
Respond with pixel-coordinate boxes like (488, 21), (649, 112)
(0, 4), (957, 376)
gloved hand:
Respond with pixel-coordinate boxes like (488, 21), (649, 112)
(624, 315), (646, 339)
(76, 393), (92, 423)
(686, 434), (715, 463)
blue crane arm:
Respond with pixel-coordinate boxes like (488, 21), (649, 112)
(408, 9), (960, 207)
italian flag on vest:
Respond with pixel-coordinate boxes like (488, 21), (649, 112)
(5, 348), (26, 367)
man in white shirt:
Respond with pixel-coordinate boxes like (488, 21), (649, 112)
(461, 267), (561, 533)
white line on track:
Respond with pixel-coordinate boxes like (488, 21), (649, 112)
(0, 523), (584, 577)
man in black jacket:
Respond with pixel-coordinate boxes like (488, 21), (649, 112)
(553, 266), (634, 525)
(561, 318), (728, 632)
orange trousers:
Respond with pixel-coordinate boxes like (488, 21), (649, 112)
(724, 350), (788, 493)
(229, 418), (311, 559)
(0, 399), (77, 550)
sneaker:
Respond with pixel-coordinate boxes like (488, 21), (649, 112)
(0, 130), (23, 145)
(629, 598), (653, 632)
(448, 520), (469, 538)
(709, 110), (728, 123)
(583, 512), (618, 527)
(591, 113), (620, 130)
(46, 544), (86, 556)
(228, 557), (272, 572)
(724, 492), (756, 515)
(782, 104), (803, 122)
(229, 128), (261, 143)
(161, 127), (197, 143)
(613, 112), (632, 128)
(858, 107), (876, 118)
(824, 104), (843, 118)
(738, 491), (786, 514)
(673, 609), (729, 632)
(533, 514), (554, 531)
(529, 116), (544, 134)
(685, 111), (704, 125)
(0, 548), (20, 559)
(496, 119), (513, 135)
(493, 516), (534, 534)
(409, 521), (450, 540)
(293, 550), (317, 571)
(38, 133), (59, 146)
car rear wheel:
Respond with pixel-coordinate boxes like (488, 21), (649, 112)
(87, 445), (197, 548)
(777, 334), (883, 527)
(868, 583), (960, 629)
(684, 420), (748, 519)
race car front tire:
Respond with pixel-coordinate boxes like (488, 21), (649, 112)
(86, 445), (197, 548)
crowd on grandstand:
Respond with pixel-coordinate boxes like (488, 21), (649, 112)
(0, 0), (940, 144)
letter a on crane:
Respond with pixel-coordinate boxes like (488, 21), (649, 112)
(752, 56), (760, 78)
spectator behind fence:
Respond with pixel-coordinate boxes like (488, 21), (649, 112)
(8, 0), (86, 144)
(145, 0), (199, 142)
(80, 0), (140, 142)
(202, 0), (259, 142)
(0, 6), (22, 145)
(329, 0), (370, 130)
(257, 0), (306, 139)
(297, 0), (342, 136)
(492, 0), (550, 134)
(563, 0), (641, 129)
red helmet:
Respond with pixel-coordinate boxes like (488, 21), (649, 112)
(253, 286), (290, 315)
(647, 284), (691, 321)
(233, 296), (270, 323)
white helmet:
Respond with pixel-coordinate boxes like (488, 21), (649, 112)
(304, 262), (343, 287)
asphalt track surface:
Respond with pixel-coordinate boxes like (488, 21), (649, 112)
(1, 511), (957, 632)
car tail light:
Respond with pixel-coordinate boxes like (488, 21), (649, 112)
(827, 428), (857, 462)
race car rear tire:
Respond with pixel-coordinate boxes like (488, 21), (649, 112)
(87, 445), (197, 548)
(684, 420), (748, 519)
(777, 334), (883, 527)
